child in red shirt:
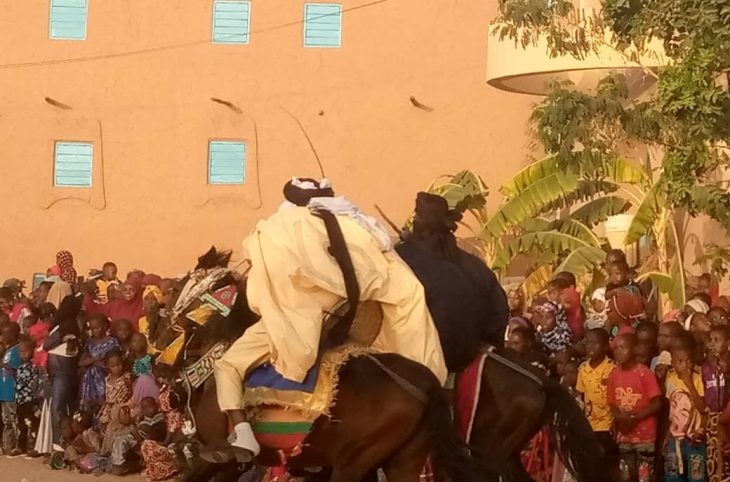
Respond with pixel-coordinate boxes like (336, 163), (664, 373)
(608, 333), (662, 482)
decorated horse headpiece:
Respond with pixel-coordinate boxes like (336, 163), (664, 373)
(159, 267), (238, 365)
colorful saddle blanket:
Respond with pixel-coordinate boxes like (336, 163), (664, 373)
(243, 344), (371, 422)
(456, 353), (487, 443)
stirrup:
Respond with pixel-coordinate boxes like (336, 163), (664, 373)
(199, 444), (254, 464)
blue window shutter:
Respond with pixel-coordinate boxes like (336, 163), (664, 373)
(209, 141), (246, 185)
(49, 0), (88, 40)
(54, 142), (93, 187)
(212, 1), (251, 45)
(304, 3), (342, 48)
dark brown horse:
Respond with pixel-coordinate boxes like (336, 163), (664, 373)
(153, 248), (610, 482)
(152, 248), (479, 482)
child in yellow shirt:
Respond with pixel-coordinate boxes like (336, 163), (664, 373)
(96, 262), (120, 304)
(577, 328), (618, 474)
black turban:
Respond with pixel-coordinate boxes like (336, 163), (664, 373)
(414, 192), (462, 233)
(283, 178), (335, 206)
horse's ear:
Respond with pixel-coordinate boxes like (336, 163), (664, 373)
(196, 246), (219, 270)
(218, 250), (233, 267)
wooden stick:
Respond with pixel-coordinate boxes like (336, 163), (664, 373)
(374, 204), (403, 235)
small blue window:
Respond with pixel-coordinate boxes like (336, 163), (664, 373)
(49, 0), (88, 40)
(304, 3), (342, 48)
(54, 142), (93, 187)
(209, 141), (246, 185)
(212, 1), (251, 44)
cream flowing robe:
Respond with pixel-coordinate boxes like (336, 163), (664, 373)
(215, 205), (447, 411)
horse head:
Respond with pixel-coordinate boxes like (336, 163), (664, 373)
(150, 246), (258, 370)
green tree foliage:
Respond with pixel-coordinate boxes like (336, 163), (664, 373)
(494, 0), (730, 224)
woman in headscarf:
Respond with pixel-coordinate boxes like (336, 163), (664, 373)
(84, 279), (145, 331)
(532, 299), (573, 355)
(56, 251), (77, 285)
(46, 272), (74, 311)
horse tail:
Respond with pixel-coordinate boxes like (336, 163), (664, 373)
(543, 377), (612, 482)
(424, 382), (481, 482)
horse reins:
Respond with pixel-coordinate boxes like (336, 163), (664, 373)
(312, 208), (360, 345)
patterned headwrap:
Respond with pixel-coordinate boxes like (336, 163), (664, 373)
(536, 300), (573, 353)
(56, 251), (77, 284)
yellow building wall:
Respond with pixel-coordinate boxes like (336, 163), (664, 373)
(0, 0), (536, 281)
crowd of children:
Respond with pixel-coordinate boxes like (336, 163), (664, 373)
(0, 251), (190, 480)
(3, 246), (730, 482)
(506, 250), (730, 482)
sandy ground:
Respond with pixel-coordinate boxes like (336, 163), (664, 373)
(1, 457), (142, 482)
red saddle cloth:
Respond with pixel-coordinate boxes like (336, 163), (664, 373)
(456, 353), (487, 443)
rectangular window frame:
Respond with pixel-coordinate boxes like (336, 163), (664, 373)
(49, 0), (88, 41)
(208, 139), (247, 185)
(303, 3), (342, 48)
(54, 140), (93, 188)
(212, 0), (252, 45)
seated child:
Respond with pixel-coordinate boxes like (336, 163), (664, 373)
(139, 396), (181, 481)
(130, 334), (160, 412)
(107, 406), (139, 475)
(65, 411), (102, 473)
(99, 351), (133, 452)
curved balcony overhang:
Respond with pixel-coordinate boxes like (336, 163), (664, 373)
(486, 23), (667, 96)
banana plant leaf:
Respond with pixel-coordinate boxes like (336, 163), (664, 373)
(548, 219), (603, 247)
(636, 261), (686, 308)
(624, 184), (664, 245)
(520, 265), (555, 299)
(491, 231), (599, 271)
(598, 158), (651, 186)
(536, 180), (620, 215)
(483, 172), (580, 239)
(499, 156), (648, 198)
(554, 246), (607, 277)
(500, 157), (561, 198)
(570, 196), (632, 227)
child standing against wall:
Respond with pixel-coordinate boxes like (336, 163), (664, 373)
(664, 344), (707, 482)
(0, 322), (21, 455)
(608, 333), (662, 482)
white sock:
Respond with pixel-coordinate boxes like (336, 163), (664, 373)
(231, 422), (260, 456)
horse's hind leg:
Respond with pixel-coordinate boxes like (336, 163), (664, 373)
(503, 454), (537, 482)
(382, 426), (430, 482)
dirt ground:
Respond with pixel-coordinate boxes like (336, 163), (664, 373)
(1, 457), (142, 482)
